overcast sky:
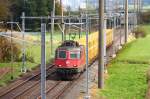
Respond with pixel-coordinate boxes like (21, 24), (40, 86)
(62, 0), (98, 10)
(62, 0), (83, 9)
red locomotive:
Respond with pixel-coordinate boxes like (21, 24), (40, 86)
(54, 30), (113, 76)
(54, 40), (85, 75)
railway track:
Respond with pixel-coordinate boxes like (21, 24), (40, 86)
(36, 73), (82, 99)
(44, 60), (97, 99)
(0, 65), (55, 99)
(0, 60), (95, 99)
(14, 72), (60, 99)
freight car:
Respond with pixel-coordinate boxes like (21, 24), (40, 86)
(54, 29), (113, 75)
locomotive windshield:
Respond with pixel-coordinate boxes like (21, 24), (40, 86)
(58, 50), (66, 59)
(70, 51), (80, 59)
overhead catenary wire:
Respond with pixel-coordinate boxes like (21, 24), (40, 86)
(21, 15), (101, 20)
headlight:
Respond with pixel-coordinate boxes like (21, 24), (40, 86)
(73, 65), (77, 67)
(66, 61), (70, 64)
(58, 65), (62, 67)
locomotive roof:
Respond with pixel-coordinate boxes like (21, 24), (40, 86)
(57, 40), (82, 51)
(57, 46), (81, 51)
(60, 40), (80, 47)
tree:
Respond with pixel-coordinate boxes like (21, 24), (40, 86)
(0, 0), (10, 20)
(55, 0), (61, 15)
(26, 0), (37, 16)
(9, 0), (24, 21)
(36, 0), (48, 16)
(7, 0), (62, 31)
(46, 0), (61, 15)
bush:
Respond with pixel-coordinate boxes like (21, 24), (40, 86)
(22, 51), (35, 63)
(0, 36), (21, 62)
(133, 27), (146, 38)
(140, 10), (150, 24)
(16, 46), (35, 63)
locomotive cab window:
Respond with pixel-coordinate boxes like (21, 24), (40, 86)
(70, 51), (80, 59)
(58, 50), (66, 59)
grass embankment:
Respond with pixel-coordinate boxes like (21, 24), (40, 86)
(0, 31), (85, 86)
(141, 24), (150, 36)
(101, 25), (150, 99)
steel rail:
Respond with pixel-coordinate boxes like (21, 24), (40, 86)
(0, 65), (54, 98)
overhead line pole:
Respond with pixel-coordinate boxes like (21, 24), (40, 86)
(79, 8), (82, 39)
(10, 17), (14, 80)
(138, 0), (142, 24)
(137, 0), (140, 23)
(50, 0), (55, 55)
(133, 0), (136, 22)
(85, 0), (90, 98)
(21, 12), (27, 73)
(138, 0), (141, 13)
(41, 20), (46, 99)
(68, 6), (71, 39)
(140, 0), (143, 12)
(21, 0), (27, 73)
(98, 0), (105, 88)
(125, 0), (128, 43)
(137, 0), (139, 12)
(134, 0), (137, 28)
(139, 0), (142, 12)
(60, 0), (65, 41)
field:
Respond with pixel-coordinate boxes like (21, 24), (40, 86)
(100, 25), (150, 99)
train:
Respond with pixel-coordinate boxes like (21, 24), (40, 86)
(54, 29), (113, 76)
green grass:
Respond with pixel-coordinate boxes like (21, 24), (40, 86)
(101, 63), (148, 99)
(115, 35), (150, 64)
(0, 62), (37, 86)
(26, 43), (56, 64)
(101, 25), (150, 99)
